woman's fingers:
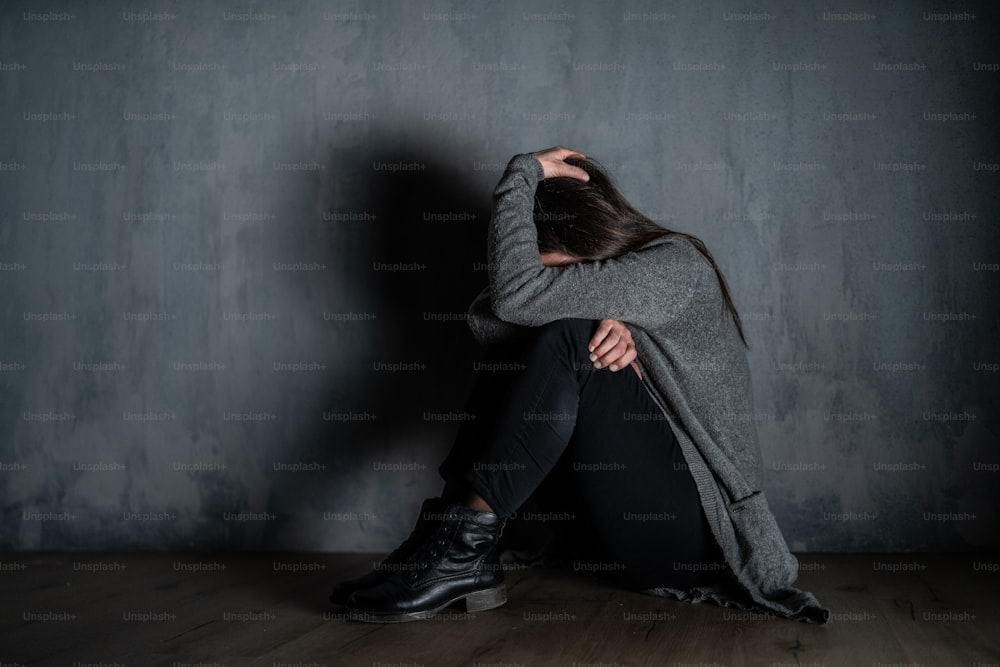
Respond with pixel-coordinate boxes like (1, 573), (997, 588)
(615, 344), (638, 372)
(599, 339), (636, 371)
(588, 320), (614, 354)
(547, 161), (590, 181)
(589, 320), (637, 371)
(529, 146), (590, 182)
(530, 146), (586, 162)
(589, 320), (627, 357)
(591, 337), (620, 368)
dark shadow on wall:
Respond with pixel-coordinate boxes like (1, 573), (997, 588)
(260, 131), (497, 549)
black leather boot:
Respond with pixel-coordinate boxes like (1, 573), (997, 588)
(329, 496), (446, 606)
(346, 502), (506, 622)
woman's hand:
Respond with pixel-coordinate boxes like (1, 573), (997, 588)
(589, 320), (638, 374)
(529, 146), (590, 182)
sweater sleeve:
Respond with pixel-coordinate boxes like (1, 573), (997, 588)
(466, 285), (532, 347)
(487, 153), (705, 329)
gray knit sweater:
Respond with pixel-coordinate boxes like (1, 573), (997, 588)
(466, 153), (830, 624)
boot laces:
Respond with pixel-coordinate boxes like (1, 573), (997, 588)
(404, 511), (460, 580)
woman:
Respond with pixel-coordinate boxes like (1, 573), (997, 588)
(330, 147), (830, 624)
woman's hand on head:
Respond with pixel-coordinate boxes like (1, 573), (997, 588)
(529, 146), (590, 182)
(589, 319), (637, 373)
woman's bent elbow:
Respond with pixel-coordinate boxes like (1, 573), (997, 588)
(490, 295), (532, 326)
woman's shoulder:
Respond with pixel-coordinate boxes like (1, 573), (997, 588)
(636, 235), (711, 273)
(639, 235), (727, 307)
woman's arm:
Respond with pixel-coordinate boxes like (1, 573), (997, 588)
(487, 152), (706, 331)
(468, 283), (640, 375)
(466, 285), (531, 347)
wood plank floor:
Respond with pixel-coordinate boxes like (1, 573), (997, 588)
(1, 552), (997, 666)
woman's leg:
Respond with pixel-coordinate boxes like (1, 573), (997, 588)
(545, 348), (727, 591)
(341, 317), (726, 620)
(437, 318), (727, 590)
(437, 318), (605, 519)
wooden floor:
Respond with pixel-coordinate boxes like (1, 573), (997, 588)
(1, 552), (997, 666)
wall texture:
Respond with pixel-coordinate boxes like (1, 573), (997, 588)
(1, 0), (997, 552)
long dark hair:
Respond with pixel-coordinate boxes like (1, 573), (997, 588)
(533, 156), (748, 347)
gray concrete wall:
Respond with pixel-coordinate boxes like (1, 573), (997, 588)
(1, 0), (997, 552)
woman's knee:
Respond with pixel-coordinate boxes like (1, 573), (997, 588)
(525, 318), (595, 362)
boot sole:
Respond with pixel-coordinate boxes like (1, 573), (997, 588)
(347, 584), (507, 623)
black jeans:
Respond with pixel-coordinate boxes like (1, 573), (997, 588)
(438, 318), (727, 591)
